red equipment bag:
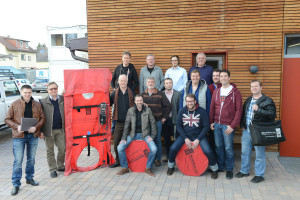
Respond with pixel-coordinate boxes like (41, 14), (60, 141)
(175, 143), (208, 176)
(64, 69), (115, 176)
(125, 140), (150, 172)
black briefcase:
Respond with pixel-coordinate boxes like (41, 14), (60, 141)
(249, 120), (286, 146)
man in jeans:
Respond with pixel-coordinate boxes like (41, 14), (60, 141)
(40, 82), (65, 178)
(109, 74), (134, 168)
(209, 70), (243, 179)
(167, 94), (218, 179)
(5, 85), (45, 196)
(142, 77), (172, 167)
(235, 80), (276, 183)
(116, 94), (157, 176)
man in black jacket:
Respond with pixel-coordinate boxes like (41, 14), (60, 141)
(111, 51), (139, 96)
(109, 74), (134, 168)
(235, 80), (276, 183)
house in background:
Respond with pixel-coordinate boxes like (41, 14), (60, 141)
(47, 25), (88, 93)
(0, 36), (36, 69)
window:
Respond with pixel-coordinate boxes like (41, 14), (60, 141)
(21, 54), (26, 61)
(28, 56), (31, 61)
(285, 34), (300, 57)
(85, 33), (88, 37)
(25, 42), (29, 48)
(8, 53), (13, 60)
(65, 33), (78, 45)
(3, 81), (20, 97)
(20, 41), (23, 47)
(51, 34), (63, 46)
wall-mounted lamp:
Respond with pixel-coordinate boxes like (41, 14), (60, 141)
(250, 65), (258, 74)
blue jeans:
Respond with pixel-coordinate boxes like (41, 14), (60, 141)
(154, 120), (162, 160)
(240, 129), (266, 177)
(117, 133), (157, 169)
(168, 136), (218, 171)
(214, 123), (235, 171)
(12, 134), (38, 187)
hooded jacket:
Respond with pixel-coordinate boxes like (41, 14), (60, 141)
(209, 83), (243, 129)
(179, 79), (211, 117)
(111, 63), (139, 91)
(177, 103), (210, 141)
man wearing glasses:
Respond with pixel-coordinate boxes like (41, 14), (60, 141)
(40, 82), (65, 178)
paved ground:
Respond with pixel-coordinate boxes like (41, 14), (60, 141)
(0, 128), (300, 200)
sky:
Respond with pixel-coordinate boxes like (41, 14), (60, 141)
(0, 0), (87, 48)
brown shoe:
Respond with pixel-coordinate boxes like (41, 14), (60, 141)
(116, 168), (129, 175)
(145, 168), (155, 177)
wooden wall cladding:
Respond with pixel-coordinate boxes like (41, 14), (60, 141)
(86, 0), (296, 151)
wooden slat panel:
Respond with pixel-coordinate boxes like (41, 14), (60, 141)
(85, 0), (296, 152)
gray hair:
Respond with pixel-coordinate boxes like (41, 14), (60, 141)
(196, 52), (206, 58)
(146, 54), (155, 59)
(146, 76), (156, 83)
(118, 74), (128, 83)
(122, 51), (131, 58)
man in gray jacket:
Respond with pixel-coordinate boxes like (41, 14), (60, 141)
(116, 94), (157, 177)
(40, 82), (65, 178)
(139, 54), (164, 93)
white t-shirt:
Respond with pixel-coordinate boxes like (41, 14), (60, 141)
(220, 85), (233, 103)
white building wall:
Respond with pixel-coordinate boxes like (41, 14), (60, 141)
(47, 25), (88, 94)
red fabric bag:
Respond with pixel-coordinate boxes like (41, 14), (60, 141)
(125, 140), (150, 172)
(64, 69), (115, 176)
(175, 143), (208, 176)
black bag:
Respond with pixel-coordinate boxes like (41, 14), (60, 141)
(249, 120), (286, 146)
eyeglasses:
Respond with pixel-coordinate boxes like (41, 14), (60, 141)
(49, 88), (58, 91)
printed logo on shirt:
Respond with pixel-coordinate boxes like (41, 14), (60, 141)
(220, 96), (226, 103)
(182, 113), (200, 127)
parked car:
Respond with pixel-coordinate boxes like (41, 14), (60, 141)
(15, 79), (34, 91)
(0, 75), (21, 127)
(33, 79), (49, 93)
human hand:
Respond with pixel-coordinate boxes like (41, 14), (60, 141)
(120, 140), (126, 145)
(17, 125), (24, 134)
(161, 118), (166, 124)
(28, 127), (36, 133)
(225, 126), (234, 135)
(146, 136), (153, 143)
(252, 104), (258, 111)
(210, 123), (215, 130)
(185, 138), (192, 149)
(39, 132), (45, 139)
(192, 139), (199, 149)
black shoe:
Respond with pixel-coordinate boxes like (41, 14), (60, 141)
(11, 186), (19, 196)
(211, 171), (218, 179)
(167, 167), (174, 176)
(154, 160), (161, 167)
(251, 176), (264, 183)
(50, 171), (57, 178)
(57, 167), (65, 172)
(235, 172), (249, 178)
(226, 171), (233, 180)
(26, 179), (39, 186)
(109, 162), (120, 168)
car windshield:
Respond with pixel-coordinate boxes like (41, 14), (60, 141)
(36, 79), (48, 83)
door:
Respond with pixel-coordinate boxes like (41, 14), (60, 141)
(280, 35), (300, 157)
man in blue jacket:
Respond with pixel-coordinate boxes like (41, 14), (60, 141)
(167, 94), (218, 179)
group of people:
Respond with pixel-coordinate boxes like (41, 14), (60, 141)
(5, 51), (276, 196)
(109, 51), (276, 184)
(5, 82), (65, 196)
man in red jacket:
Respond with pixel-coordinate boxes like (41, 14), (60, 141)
(209, 70), (243, 180)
